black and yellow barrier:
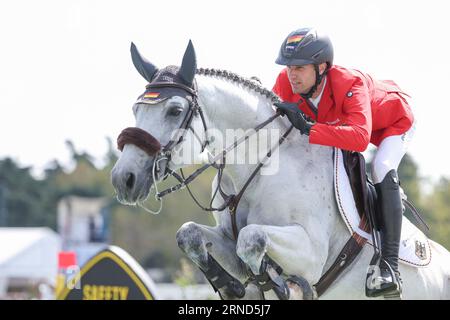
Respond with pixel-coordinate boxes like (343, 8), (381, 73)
(57, 246), (158, 300)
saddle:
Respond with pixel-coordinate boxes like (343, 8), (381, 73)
(338, 149), (430, 265)
(313, 148), (431, 297)
(341, 150), (376, 234)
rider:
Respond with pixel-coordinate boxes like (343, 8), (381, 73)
(272, 27), (415, 298)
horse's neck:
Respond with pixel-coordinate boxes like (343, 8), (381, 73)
(197, 75), (280, 132)
(196, 75), (288, 185)
(196, 75), (351, 269)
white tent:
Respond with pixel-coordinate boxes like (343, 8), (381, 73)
(0, 227), (61, 298)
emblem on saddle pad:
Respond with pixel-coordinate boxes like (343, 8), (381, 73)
(415, 240), (427, 260)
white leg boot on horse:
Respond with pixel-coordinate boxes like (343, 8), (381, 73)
(236, 224), (327, 300)
(176, 222), (260, 299)
(176, 172), (263, 300)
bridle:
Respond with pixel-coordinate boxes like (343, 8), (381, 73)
(147, 81), (210, 156)
(117, 78), (293, 240)
(117, 79), (209, 184)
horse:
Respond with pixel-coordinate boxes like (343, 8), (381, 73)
(111, 40), (450, 299)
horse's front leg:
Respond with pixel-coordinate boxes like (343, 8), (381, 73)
(236, 224), (328, 300)
(176, 222), (261, 299)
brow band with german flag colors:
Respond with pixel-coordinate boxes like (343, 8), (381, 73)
(286, 34), (305, 45)
(144, 92), (160, 99)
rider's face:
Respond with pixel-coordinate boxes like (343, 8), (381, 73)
(286, 64), (316, 95)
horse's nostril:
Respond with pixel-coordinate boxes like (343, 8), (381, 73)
(126, 172), (135, 190)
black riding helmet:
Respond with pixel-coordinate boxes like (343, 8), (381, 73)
(276, 28), (334, 99)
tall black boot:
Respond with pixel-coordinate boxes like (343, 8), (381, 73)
(369, 169), (403, 298)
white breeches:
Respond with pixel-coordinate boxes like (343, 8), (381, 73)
(371, 122), (416, 184)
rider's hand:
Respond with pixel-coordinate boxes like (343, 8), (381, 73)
(274, 102), (314, 136)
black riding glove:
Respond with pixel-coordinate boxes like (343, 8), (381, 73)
(274, 102), (314, 136)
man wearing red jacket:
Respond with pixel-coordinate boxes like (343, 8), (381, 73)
(273, 27), (415, 298)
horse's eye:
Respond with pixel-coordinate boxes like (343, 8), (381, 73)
(167, 107), (183, 117)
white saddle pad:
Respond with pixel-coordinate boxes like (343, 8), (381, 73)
(333, 148), (431, 267)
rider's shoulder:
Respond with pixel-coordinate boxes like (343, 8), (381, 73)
(328, 65), (371, 93)
(328, 65), (364, 81)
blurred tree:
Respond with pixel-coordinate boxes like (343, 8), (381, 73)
(397, 153), (422, 206)
(103, 136), (119, 166)
(0, 158), (55, 228)
(49, 140), (112, 198)
(421, 178), (450, 249)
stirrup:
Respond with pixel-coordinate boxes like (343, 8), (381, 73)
(382, 273), (403, 300)
(384, 290), (402, 300)
(366, 278), (402, 299)
(366, 260), (402, 299)
(385, 271), (403, 300)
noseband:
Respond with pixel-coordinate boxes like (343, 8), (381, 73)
(117, 127), (162, 157)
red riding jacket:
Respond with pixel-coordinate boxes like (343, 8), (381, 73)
(272, 66), (414, 152)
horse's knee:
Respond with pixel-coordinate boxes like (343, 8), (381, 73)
(177, 223), (246, 299)
(176, 222), (208, 264)
(237, 225), (268, 257)
(236, 224), (268, 274)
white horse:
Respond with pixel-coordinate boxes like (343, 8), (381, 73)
(111, 41), (450, 300)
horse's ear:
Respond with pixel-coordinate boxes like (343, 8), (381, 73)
(179, 40), (197, 87)
(130, 42), (158, 83)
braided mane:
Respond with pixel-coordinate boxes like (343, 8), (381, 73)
(196, 68), (281, 104)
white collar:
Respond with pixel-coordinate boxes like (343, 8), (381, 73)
(309, 77), (327, 108)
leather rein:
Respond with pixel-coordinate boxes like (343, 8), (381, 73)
(117, 80), (292, 240)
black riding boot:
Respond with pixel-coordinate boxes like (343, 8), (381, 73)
(370, 169), (403, 298)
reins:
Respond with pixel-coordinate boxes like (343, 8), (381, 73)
(117, 73), (292, 240)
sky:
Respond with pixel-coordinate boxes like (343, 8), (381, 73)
(1, 0), (449, 183)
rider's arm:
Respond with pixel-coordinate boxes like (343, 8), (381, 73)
(309, 78), (372, 152)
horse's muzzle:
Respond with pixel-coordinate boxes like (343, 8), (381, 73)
(111, 159), (154, 205)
